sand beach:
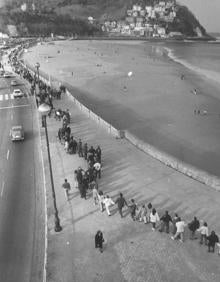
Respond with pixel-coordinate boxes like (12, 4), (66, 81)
(23, 40), (220, 178)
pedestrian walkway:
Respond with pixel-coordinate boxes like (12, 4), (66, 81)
(42, 93), (220, 282)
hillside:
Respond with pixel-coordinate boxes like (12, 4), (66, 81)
(0, 0), (211, 38)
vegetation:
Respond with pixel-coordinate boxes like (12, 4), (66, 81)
(0, 0), (210, 38)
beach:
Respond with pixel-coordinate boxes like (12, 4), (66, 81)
(23, 40), (220, 177)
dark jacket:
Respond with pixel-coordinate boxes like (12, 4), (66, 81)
(95, 232), (104, 248)
(115, 196), (127, 209)
(207, 233), (219, 246)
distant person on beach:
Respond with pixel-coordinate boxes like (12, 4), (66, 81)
(181, 74), (185, 80)
(115, 193), (128, 218)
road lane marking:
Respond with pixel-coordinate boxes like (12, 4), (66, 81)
(1, 182), (5, 197)
(10, 94), (14, 99)
(5, 94), (9, 100)
(0, 95), (3, 101)
(7, 149), (10, 160)
(0, 104), (30, 110)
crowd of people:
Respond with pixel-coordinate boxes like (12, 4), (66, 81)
(7, 45), (220, 256)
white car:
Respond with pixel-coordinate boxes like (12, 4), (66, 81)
(11, 79), (18, 86)
(13, 89), (24, 98)
(10, 125), (24, 141)
(3, 72), (13, 78)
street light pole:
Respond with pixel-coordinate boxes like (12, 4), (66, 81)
(39, 103), (62, 232)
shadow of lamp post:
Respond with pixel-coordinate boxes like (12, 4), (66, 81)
(38, 103), (62, 232)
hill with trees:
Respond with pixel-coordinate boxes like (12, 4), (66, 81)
(0, 0), (211, 38)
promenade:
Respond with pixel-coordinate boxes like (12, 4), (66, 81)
(41, 92), (220, 282)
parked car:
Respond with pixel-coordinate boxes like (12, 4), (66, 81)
(3, 72), (13, 78)
(10, 125), (24, 141)
(11, 79), (18, 86)
(13, 89), (24, 98)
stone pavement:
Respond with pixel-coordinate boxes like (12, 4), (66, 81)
(41, 93), (220, 282)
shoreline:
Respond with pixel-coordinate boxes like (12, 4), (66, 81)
(23, 40), (220, 179)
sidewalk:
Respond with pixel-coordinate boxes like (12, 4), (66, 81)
(41, 93), (220, 282)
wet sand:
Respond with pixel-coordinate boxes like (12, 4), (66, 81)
(23, 40), (220, 177)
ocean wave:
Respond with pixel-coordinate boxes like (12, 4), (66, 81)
(164, 47), (220, 85)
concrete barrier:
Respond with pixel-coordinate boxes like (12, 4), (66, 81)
(125, 130), (220, 191)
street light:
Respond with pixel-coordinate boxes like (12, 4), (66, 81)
(38, 103), (62, 232)
(35, 62), (40, 96)
(35, 62), (40, 83)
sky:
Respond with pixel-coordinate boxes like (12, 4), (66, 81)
(179, 0), (220, 32)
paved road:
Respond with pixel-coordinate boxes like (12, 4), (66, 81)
(0, 75), (45, 282)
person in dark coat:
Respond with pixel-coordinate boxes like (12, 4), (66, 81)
(95, 230), (104, 253)
(188, 216), (200, 239)
(207, 231), (219, 252)
(115, 193), (128, 218)
(159, 210), (173, 233)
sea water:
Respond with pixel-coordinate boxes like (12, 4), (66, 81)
(163, 41), (220, 87)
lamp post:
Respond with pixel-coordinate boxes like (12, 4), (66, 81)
(35, 62), (40, 83)
(38, 103), (62, 232)
(35, 62), (40, 96)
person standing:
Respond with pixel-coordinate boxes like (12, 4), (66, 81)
(149, 208), (160, 231)
(92, 184), (99, 206)
(77, 139), (83, 157)
(137, 204), (148, 223)
(98, 190), (105, 212)
(129, 199), (137, 221)
(62, 179), (71, 200)
(93, 161), (101, 179)
(115, 193), (128, 218)
(95, 230), (104, 253)
(207, 231), (219, 253)
(159, 210), (172, 233)
(103, 195), (115, 216)
(188, 216), (200, 240)
(96, 145), (102, 163)
(197, 222), (209, 245)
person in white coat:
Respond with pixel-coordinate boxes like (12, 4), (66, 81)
(149, 208), (160, 231)
(103, 195), (115, 216)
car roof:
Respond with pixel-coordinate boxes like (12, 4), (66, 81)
(12, 125), (23, 130)
(13, 89), (21, 92)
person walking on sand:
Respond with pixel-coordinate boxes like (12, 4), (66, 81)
(95, 230), (105, 253)
(62, 179), (71, 200)
(149, 208), (160, 231)
(172, 213), (179, 235)
(103, 195), (115, 216)
(115, 193), (128, 218)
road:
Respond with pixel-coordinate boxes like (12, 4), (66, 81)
(0, 75), (45, 282)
